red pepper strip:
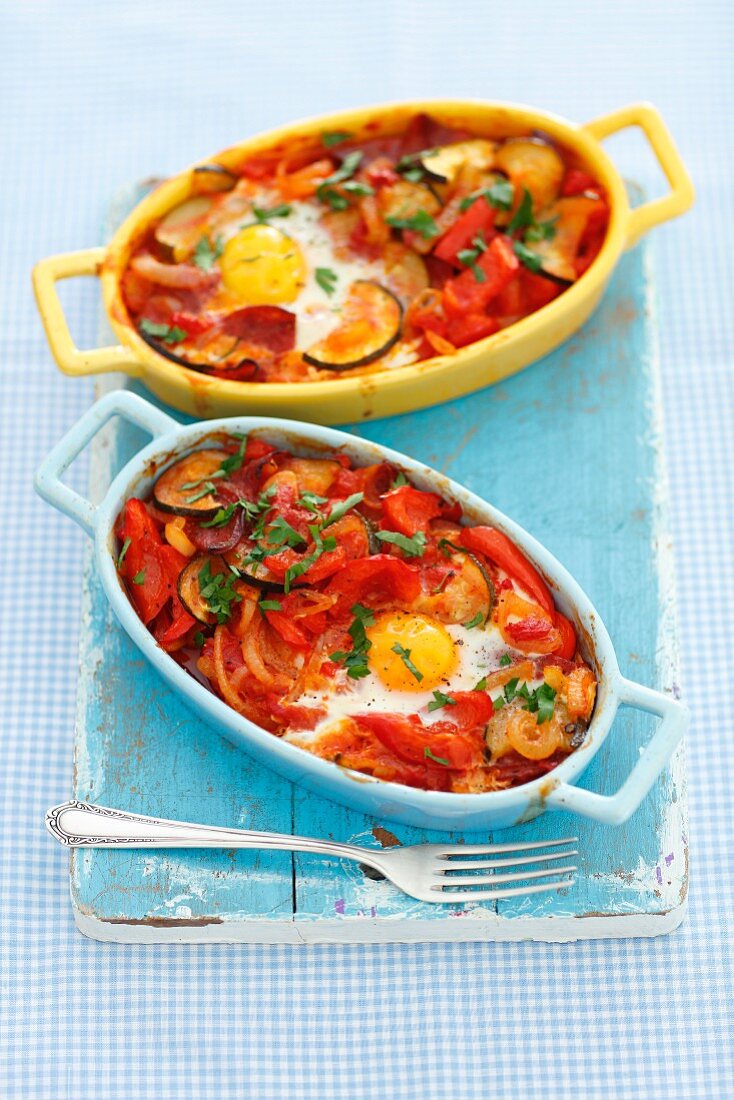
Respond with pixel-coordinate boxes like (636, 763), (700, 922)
(153, 544), (196, 647)
(443, 235), (519, 316)
(505, 616), (555, 643)
(447, 690), (494, 730)
(244, 438), (277, 462)
(445, 312), (500, 349)
(381, 485), (443, 536)
(552, 612), (577, 660)
(457, 526), (554, 613)
(325, 555), (422, 616)
(433, 197), (497, 266)
(168, 310), (216, 337)
(357, 713), (483, 771)
(561, 169), (599, 197)
(118, 499), (169, 624)
(264, 609), (311, 648)
(265, 544), (347, 584)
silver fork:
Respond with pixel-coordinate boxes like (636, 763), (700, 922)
(46, 801), (578, 904)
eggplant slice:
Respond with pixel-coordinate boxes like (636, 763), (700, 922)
(178, 554), (232, 625)
(154, 196), (214, 255)
(153, 449), (227, 518)
(303, 281), (403, 371)
(192, 164), (239, 194)
(494, 138), (564, 213)
(527, 195), (603, 284)
(413, 543), (495, 625)
(420, 140), (496, 185)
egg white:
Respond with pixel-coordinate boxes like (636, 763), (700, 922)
(285, 619), (520, 749)
(210, 189), (389, 351)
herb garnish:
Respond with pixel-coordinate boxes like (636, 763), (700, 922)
(391, 643), (423, 682)
(457, 230), (489, 283)
(316, 267), (338, 295)
(329, 603), (375, 679)
(424, 746), (450, 766)
(252, 203), (292, 223)
(427, 690), (457, 713)
(508, 187), (535, 233)
(375, 530), (427, 558)
(184, 480), (219, 505)
(502, 677), (557, 724)
(139, 319), (187, 345)
(499, 653), (512, 667)
(460, 178), (515, 213)
(385, 209), (439, 240)
(132, 569), (146, 585)
(193, 631), (205, 648)
(193, 235), (223, 272)
(474, 676), (488, 691)
(298, 490), (329, 513)
(525, 216), (558, 243)
(321, 130), (354, 148)
(258, 599), (282, 613)
(117, 537), (131, 570)
(198, 559), (241, 624)
(391, 471), (408, 489)
(464, 612), (484, 629)
(512, 240), (544, 273)
(316, 151), (370, 210)
(283, 526), (337, 593)
(266, 514), (306, 550)
(395, 149), (438, 183)
(322, 492), (364, 528)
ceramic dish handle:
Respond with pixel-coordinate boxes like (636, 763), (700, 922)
(32, 248), (142, 378)
(34, 390), (178, 536)
(545, 680), (687, 825)
(583, 103), (694, 248)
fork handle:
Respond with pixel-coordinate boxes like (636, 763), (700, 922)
(46, 801), (384, 869)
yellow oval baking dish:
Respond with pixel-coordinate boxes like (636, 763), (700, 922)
(33, 99), (693, 424)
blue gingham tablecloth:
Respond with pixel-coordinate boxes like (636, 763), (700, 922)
(1, 3), (732, 1097)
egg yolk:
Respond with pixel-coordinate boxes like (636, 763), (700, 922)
(366, 611), (457, 693)
(219, 224), (307, 305)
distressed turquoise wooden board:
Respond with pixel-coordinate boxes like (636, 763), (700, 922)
(70, 184), (687, 942)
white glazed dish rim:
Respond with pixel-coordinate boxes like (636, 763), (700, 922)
(35, 391), (687, 829)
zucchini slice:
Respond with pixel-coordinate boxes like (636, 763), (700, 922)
(413, 543), (495, 625)
(153, 449), (226, 518)
(303, 281), (403, 371)
(192, 164), (239, 194)
(177, 554), (231, 625)
(154, 196), (214, 256)
(224, 545), (287, 592)
(530, 195), (603, 284)
(494, 138), (564, 213)
(420, 140), (496, 185)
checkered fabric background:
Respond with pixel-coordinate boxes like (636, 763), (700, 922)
(1, 3), (732, 1097)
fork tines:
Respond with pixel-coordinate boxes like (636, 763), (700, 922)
(433, 836), (578, 898)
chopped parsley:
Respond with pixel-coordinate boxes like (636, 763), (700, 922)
(391, 642), (423, 682)
(252, 203), (292, 223)
(193, 235), (223, 272)
(391, 471), (408, 489)
(132, 569), (146, 585)
(460, 177), (515, 213)
(184, 480), (219, 505)
(283, 525), (337, 593)
(499, 653), (512, 667)
(116, 537), (131, 570)
(427, 690), (457, 713)
(424, 746), (450, 766)
(525, 216), (558, 243)
(502, 676), (557, 724)
(491, 695), (505, 711)
(298, 490), (329, 513)
(139, 319), (187, 345)
(316, 151), (366, 210)
(329, 603), (375, 679)
(464, 612), (484, 629)
(513, 240), (544, 273)
(385, 209), (439, 240)
(508, 187), (535, 233)
(258, 599), (282, 613)
(315, 267), (338, 295)
(321, 130), (354, 147)
(322, 492), (364, 528)
(375, 529), (427, 558)
(198, 559), (241, 624)
(457, 230), (489, 283)
(193, 631), (205, 648)
(474, 676), (488, 691)
(266, 514), (306, 550)
(218, 434), (248, 477)
(395, 149), (438, 182)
